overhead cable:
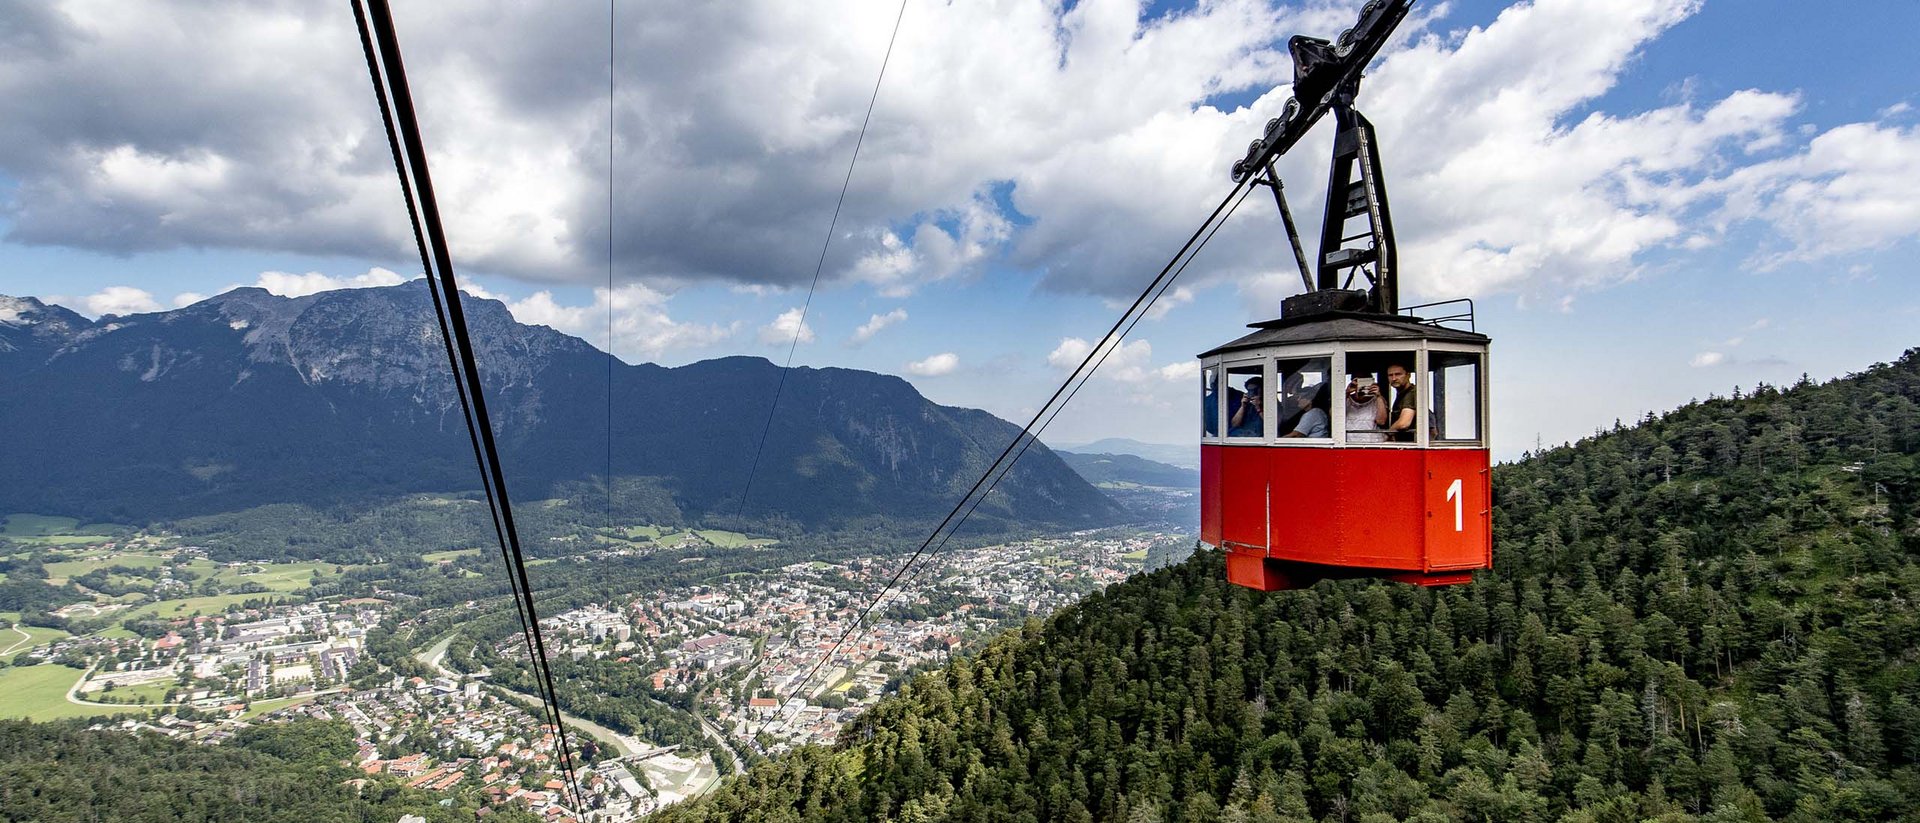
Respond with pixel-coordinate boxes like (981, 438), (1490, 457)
(787, 177), (1259, 698)
(738, 0), (912, 517)
(351, 0), (585, 809)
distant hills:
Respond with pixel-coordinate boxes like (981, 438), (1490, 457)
(1055, 451), (1198, 489)
(1053, 437), (1195, 469)
(0, 285), (1123, 531)
(661, 351), (1920, 821)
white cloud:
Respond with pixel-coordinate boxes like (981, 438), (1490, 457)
(253, 268), (409, 298)
(171, 292), (207, 308)
(5, 0), (1917, 307)
(905, 352), (959, 377)
(1712, 122), (1920, 269)
(493, 282), (734, 361)
(0, 0), (1310, 293)
(850, 308), (907, 344)
(1111, 285), (1198, 320)
(1047, 336), (1189, 384)
(1157, 361), (1197, 382)
(78, 286), (162, 317)
(1690, 351), (1725, 367)
(758, 307), (816, 346)
(1047, 337), (1096, 370)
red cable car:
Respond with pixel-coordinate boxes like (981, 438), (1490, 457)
(1198, 303), (1491, 591)
(1198, 0), (1491, 591)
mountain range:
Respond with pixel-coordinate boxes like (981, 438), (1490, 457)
(1054, 437), (1197, 469)
(0, 285), (1123, 530)
(1054, 451), (1199, 489)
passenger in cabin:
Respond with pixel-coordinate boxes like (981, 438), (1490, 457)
(1385, 361), (1417, 442)
(1228, 376), (1263, 437)
(1283, 383), (1332, 438)
(1344, 376), (1388, 443)
(1273, 372), (1307, 436)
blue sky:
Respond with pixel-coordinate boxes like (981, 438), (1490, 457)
(5, 0), (1918, 460)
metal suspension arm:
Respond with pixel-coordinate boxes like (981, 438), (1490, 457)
(1228, 0), (1411, 185)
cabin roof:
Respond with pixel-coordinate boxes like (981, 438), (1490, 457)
(1199, 311), (1488, 358)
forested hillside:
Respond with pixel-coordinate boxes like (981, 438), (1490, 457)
(0, 718), (536, 823)
(658, 350), (1920, 822)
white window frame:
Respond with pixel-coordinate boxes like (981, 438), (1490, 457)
(1198, 339), (1489, 450)
(1336, 341), (1428, 448)
(1422, 342), (1489, 450)
(1201, 363), (1225, 445)
(1218, 356), (1274, 444)
(1267, 350), (1337, 447)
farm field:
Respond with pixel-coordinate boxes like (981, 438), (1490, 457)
(44, 550), (166, 582)
(115, 593), (291, 623)
(0, 625), (69, 656)
(90, 680), (174, 705)
(695, 529), (777, 548)
(0, 665), (144, 722)
(1, 514), (124, 546)
(240, 693), (320, 721)
(213, 561), (336, 592)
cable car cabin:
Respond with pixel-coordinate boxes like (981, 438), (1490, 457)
(1198, 298), (1491, 592)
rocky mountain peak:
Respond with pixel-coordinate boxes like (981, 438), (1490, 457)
(0, 284), (1124, 530)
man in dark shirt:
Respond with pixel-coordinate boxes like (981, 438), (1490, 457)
(1385, 362), (1417, 442)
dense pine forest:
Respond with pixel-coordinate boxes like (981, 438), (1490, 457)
(0, 718), (539, 823)
(659, 350), (1920, 822)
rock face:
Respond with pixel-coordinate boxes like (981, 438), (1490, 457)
(0, 283), (1123, 528)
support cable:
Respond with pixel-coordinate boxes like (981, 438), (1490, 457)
(886, 185), (1255, 605)
(607, 0), (617, 538)
(738, 0), (910, 517)
(348, 0), (541, 684)
(352, 0), (584, 809)
(786, 178), (1258, 698)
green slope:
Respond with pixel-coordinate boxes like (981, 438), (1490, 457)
(660, 350), (1920, 822)
(0, 719), (539, 823)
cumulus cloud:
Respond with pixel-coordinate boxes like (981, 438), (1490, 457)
(1711, 122), (1920, 269)
(905, 352), (959, 376)
(1690, 351), (1725, 368)
(254, 268), (409, 298)
(0, 0), (1308, 292)
(4, 0), (1917, 306)
(757, 307), (816, 346)
(77, 286), (162, 317)
(496, 282), (735, 361)
(850, 308), (907, 344)
(1048, 336), (1189, 383)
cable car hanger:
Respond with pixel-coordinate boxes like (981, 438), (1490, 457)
(1231, 0), (1408, 316)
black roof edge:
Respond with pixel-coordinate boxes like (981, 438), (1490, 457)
(1198, 311), (1489, 359)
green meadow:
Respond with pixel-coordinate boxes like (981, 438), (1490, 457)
(1, 514), (125, 547)
(0, 665), (146, 722)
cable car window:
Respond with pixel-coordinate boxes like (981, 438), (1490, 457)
(1223, 363), (1265, 439)
(1273, 356), (1332, 440)
(1346, 350), (1419, 443)
(1202, 364), (1222, 438)
(1340, 364), (1390, 444)
(1428, 351), (1482, 444)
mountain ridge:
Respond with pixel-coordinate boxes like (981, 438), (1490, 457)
(0, 284), (1123, 531)
(1054, 437), (1196, 469)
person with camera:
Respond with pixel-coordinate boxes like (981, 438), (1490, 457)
(1345, 375), (1389, 443)
(1228, 375), (1264, 437)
